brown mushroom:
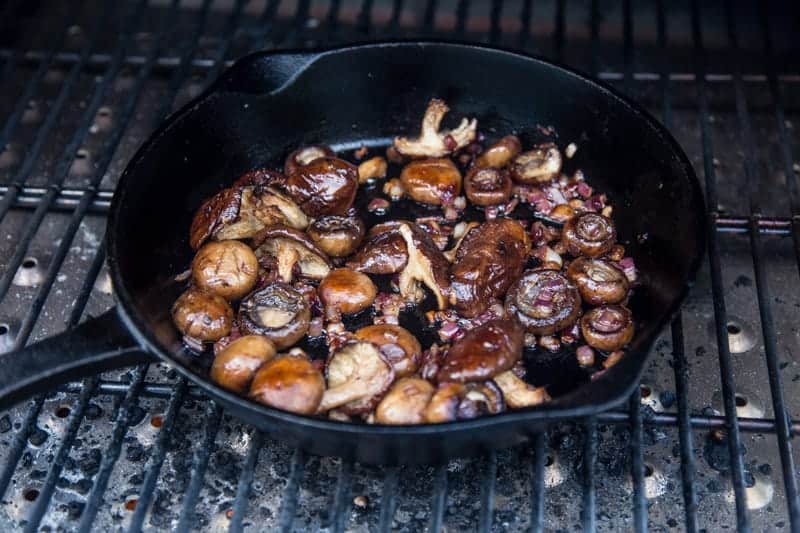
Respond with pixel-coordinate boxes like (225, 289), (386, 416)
(172, 288), (233, 342)
(443, 221), (480, 262)
(399, 158), (462, 206)
(463, 167), (512, 206)
(393, 99), (477, 158)
(253, 225), (332, 283)
(318, 268), (377, 319)
(566, 257), (630, 305)
(233, 168), (285, 189)
(249, 351), (325, 415)
(450, 219), (530, 317)
(284, 157), (358, 217)
(210, 335), (276, 393)
(192, 240), (258, 300)
(423, 381), (504, 423)
(436, 319), (524, 383)
(505, 270), (582, 335)
(307, 215), (365, 258)
(238, 283), (310, 350)
(580, 305), (634, 352)
(474, 135), (522, 169)
(395, 222), (451, 309)
(345, 224), (409, 274)
(493, 371), (550, 409)
(354, 324), (422, 378)
(283, 145), (335, 176)
(357, 156), (388, 183)
(318, 341), (395, 414)
(509, 143), (562, 184)
(561, 212), (617, 258)
(374, 378), (436, 425)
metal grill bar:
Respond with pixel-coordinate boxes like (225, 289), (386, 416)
(427, 463), (448, 533)
(478, 452), (497, 532)
(377, 466), (399, 533)
(529, 433), (546, 532)
(276, 447), (305, 532)
(328, 460), (354, 533)
(228, 430), (264, 533)
(580, 417), (597, 531)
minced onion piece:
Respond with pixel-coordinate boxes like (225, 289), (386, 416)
(576, 345), (595, 366)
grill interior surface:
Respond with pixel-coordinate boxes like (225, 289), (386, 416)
(0, 0), (799, 531)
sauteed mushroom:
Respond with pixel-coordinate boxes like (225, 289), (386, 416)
(374, 377), (435, 425)
(238, 283), (310, 350)
(436, 319), (524, 383)
(172, 288), (233, 342)
(354, 324), (422, 378)
(318, 268), (377, 319)
(566, 257), (629, 305)
(357, 156), (388, 183)
(505, 270), (581, 335)
(580, 305), (634, 351)
(399, 158), (462, 206)
(249, 351), (325, 415)
(284, 144), (335, 176)
(345, 223), (409, 274)
(423, 381), (504, 423)
(561, 212), (616, 257)
(233, 168), (285, 189)
(393, 99), (477, 158)
(493, 370), (550, 409)
(474, 135), (522, 169)
(307, 215), (365, 258)
(509, 143), (562, 184)
(284, 157), (358, 217)
(253, 225), (331, 283)
(395, 222), (451, 308)
(463, 167), (512, 206)
(192, 240), (258, 300)
(318, 341), (395, 413)
(210, 335), (276, 393)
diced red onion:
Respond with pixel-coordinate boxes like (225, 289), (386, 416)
(485, 206), (499, 221)
(539, 335), (561, 352)
(439, 321), (461, 340)
(619, 257), (637, 282)
(547, 186), (568, 206)
(368, 197), (390, 212)
(308, 316), (324, 337)
(576, 181), (593, 198)
(444, 134), (457, 151)
(576, 345), (595, 366)
(444, 205), (459, 220)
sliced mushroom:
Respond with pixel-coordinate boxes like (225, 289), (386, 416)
(253, 225), (332, 283)
(192, 240), (258, 300)
(505, 270), (582, 335)
(249, 351), (325, 415)
(395, 222), (451, 309)
(375, 378), (436, 425)
(561, 212), (617, 257)
(436, 319), (524, 382)
(509, 143), (562, 184)
(443, 221), (480, 262)
(399, 158), (462, 206)
(210, 335), (276, 393)
(284, 144), (335, 176)
(318, 341), (395, 414)
(393, 99), (477, 158)
(463, 167), (512, 206)
(172, 288), (233, 342)
(318, 268), (377, 319)
(238, 283), (310, 350)
(345, 224), (409, 274)
(354, 324), (422, 378)
(307, 215), (365, 258)
(474, 135), (522, 169)
(284, 157), (358, 217)
(357, 156), (388, 183)
(423, 381), (504, 423)
(493, 370), (550, 409)
(450, 219), (530, 317)
(580, 305), (634, 351)
(566, 257), (629, 305)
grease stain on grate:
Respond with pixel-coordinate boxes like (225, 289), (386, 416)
(724, 316), (756, 353)
(13, 256), (45, 287)
(0, 322), (16, 353)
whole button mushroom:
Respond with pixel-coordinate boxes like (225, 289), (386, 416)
(505, 270), (582, 335)
(509, 143), (562, 184)
(238, 283), (310, 350)
(283, 144), (335, 177)
(375, 378), (435, 425)
(210, 335), (276, 393)
(580, 305), (634, 352)
(561, 212), (617, 257)
(284, 156), (358, 217)
(399, 158), (462, 206)
(192, 240), (258, 300)
(249, 351), (325, 415)
(474, 135), (522, 169)
(566, 257), (629, 305)
(436, 319), (524, 383)
(354, 324), (422, 378)
(463, 167), (512, 206)
(172, 288), (233, 342)
(253, 225), (332, 283)
(318, 341), (395, 415)
(307, 215), (365, 258)
(318, 268), (377, 320)
(423, 381), (504, 423)
(346, 223), (409, 275)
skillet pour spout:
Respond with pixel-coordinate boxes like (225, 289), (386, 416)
(0, 41), (705, 465)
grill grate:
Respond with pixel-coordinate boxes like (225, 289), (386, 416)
(0, 0), (799, 531)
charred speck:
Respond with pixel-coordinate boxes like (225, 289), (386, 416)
(0, 415), (10, 433)
(78, 448), (102, 476)
(695, 346), (706, 357)
(64, 500), (85, 520)
(128, 406), (146, 426)
(21, 452), (33, 468)
(759, 463), (772, 475)
(84, 403), (103, 420)
(29, 469), (47, 480)
(126, 442), (145, 462)
(129, 473), (144, 485)
(734, 275), (752, 287)
(28, 427), (48, 446)
(659, 390), (676, 409)
(706, 478), (724, 493)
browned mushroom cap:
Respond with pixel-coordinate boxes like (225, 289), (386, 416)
(318, 341), (395, 414)
(284, 157), (358, 217)
(399, 158), (462, 206)
(210, 335), (276, 393)
(318, 268), (377, 318)
(580, 305), (634, 352)
(422, 381), (504, 423)
(463, 167), (512, 206)
(253, 225), (332, 283)
(450, 219), (530, 317)
(561, 212), (617, 258)
(436, 319), (524, 383)
(192, 240), (258, 301)
(345, 224), (409, 274)
(307, 215), (365, 258)
(393, 99), (477, 158)
(238, 283), (310, 350)
(493, 371), (550, 409)
(233, 168), (286, 189)
(474, 135), (522, 169)
(375, 378), (435, 425)
(249, 351), (325, 415)
(566, 257), (629, 305)
(509, 143), (562, 184)
(283, 145), (335, 176)
(172, 288), (233, 342)
(354, 324), (422, 378)
(505, 270), (582, 335)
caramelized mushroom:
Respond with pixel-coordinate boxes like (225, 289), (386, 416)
(566, 257), (629, 305)
(561, 212), (616, 257)
(318, 268), (377, 318)
(505, 270), (582, 335)
(395, 222), (451, 309)
(474, 135), (522, 169)
(192, 240), (258, 300)
(238, 283), (310, 350)
(283, 145), (335, 176)
(423, 381), (504, 423)
(210, 335), (276, 393)
(450, 219), (530, 317)
(399, 158), (462, 206)
(580, 305), (634, 351)
(172, 288), (233, 342)
(253, 225), (332, 283)
(318, 342), (395, 414)
(509, 143), (562, 184)
(393, 99), (477, 158)
(284, 157), (358, 217)
(346, 224), (409, 274)
(249, 351), (325, 415)
(436, 319), (524, 383)
(357, 156), (388, 183)
(307, 215), (365, 258)
(374, 378), (435, 425)
(354, 324), (422, 378)
(463, 167), (512, 206)
(493, 371), (550, 409)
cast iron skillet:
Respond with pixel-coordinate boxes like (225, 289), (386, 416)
(0, 41), (705, 465)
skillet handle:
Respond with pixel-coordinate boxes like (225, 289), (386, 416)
(0, 308), (154, 409)
(214, 50), (316, 95)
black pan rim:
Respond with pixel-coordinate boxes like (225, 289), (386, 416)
(107, 39), (706, 435)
